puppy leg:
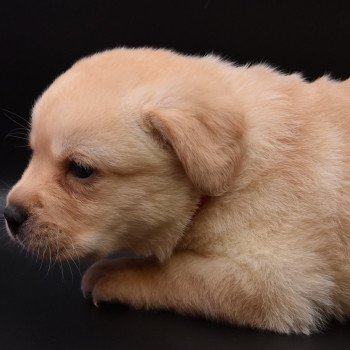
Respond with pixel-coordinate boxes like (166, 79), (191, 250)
(81, 252), (324, 334)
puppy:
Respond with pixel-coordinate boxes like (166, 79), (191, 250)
(4, 48), (350, 334)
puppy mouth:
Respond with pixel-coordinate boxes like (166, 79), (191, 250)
(7, 219), (81, 262)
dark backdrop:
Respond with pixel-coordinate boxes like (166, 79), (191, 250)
(1, 0), (350, 184)
(1, 1), (350, 349)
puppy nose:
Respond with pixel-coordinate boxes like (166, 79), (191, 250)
(3, 205), (28, 236)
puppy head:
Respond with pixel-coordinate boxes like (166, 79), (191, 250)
(5, 48), (245, 261)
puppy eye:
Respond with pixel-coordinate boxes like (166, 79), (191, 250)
(69, 161), (94, 179)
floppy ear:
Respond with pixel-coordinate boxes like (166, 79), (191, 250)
(142, 106), (245, 196)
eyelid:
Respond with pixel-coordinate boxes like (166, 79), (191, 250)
(66, 154), (95, 168)
(64, 149), (107, 173)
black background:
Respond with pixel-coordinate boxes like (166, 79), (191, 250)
(1, 1), (350, 349)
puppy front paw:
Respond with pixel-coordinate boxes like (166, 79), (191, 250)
(81, 258), (147, 307)
(89, 274), (123, 308)
(81, 259), (115, 300)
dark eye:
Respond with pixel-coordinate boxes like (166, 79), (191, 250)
(69, 161), (94, 179)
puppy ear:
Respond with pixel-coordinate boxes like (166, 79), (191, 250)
(142, 106), (245, 196)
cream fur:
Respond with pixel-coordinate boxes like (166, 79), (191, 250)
(6, 48), (350, 334)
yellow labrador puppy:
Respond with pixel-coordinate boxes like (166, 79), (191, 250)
(4, 48), (350, 334)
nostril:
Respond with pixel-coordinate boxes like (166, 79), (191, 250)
(3, 205), (29, 236)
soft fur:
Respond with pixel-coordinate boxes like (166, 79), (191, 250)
(6, 48), (350, 334)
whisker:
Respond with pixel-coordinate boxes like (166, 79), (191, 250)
(1, 110), (29, 132)
(5, 135), (29, 142)
(6, 127), (27, 133)
(1, 108), (30, 128)
(15, 144), (31, 149)
(39, 240), (48, 271)
(65, 237), (82, 277)
(46, 246), (53, 276)
(70, 251), (82, 277)
(0, 179), (11, 188)
(8, 133), (28, 138)
(6, 132), (28, 138)
(18, 239), (26, 253)
(54, 236), (64, 282)
(56, 229), (75, 283)
(6, 129), (28, 135)
(34, 243), (40, 264)
(66, 256), (74, 283)
(4, 129), (28, 141)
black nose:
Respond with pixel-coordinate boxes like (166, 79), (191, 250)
(3, 205), (28, 236)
